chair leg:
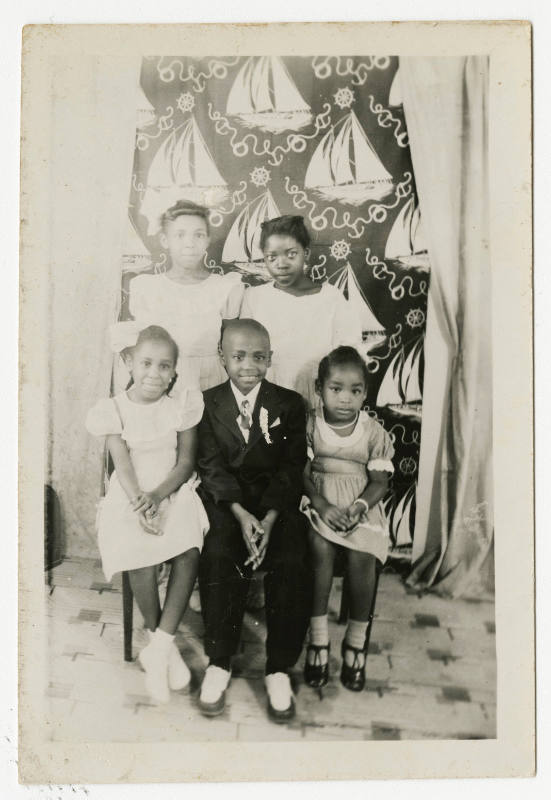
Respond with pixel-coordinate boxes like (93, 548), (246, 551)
(364, 567), (381, 653)
(122, 571), (134, 662)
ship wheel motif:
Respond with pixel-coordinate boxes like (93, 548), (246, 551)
(399, 456), (417, 476)
(330, 239), (351, 261)
(177, 92), (195, 114)
(250, 166), (271, 187)
(406, 308), (425, 328)
(333, 86), (355, 109)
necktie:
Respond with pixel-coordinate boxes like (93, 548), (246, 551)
(239, 399), (251, 440)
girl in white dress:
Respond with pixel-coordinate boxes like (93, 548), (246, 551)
(129, 201), (244, 391)
(240, 215), (362, 408)
(301, 346), (394, 693)
(86, 323), (209, 704)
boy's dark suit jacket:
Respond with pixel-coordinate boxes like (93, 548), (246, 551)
(197, 379), (307, 516)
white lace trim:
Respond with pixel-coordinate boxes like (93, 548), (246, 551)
(367, 458), (394, 474)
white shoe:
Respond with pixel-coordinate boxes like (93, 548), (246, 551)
(199, 665), (231, 716)
(138, 629), (173, 704)
(265, 672), (295, 722)
(168, 642), (191, 692)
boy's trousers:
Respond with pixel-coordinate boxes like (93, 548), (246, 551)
(198, 493), (312, 673)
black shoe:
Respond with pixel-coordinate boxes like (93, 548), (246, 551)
(340, 639), (367, 692)
(304, 643), (330, 688)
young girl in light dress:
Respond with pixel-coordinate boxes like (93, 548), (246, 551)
(240, 215), (362, 409)
(129, 201), (244, 391)
(86, 324), (209, 704)
(301, 346), (395, 693)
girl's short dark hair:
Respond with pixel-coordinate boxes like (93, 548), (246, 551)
(127, 325), (179, 395)
(259, 215), (311, 251)
(160, 200), (210, 235)
(317, 346), (369, 388)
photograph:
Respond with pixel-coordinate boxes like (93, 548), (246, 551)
(18, 20), (534, 784)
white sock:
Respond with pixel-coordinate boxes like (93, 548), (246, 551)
(152, 627), (175, 656)
(168, 642), (191, 691)
(309, 615), (329, 646)
(139, 628), (173, 704)
(345, 618), (370, 651)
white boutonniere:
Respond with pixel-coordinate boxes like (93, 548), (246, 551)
(259, 407), (272, 444)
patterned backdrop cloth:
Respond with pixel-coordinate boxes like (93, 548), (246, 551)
(119, 55), (432, 560)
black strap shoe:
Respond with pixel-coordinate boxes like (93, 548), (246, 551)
(340, 639), (367, 692)
(304, 643), (330, 688)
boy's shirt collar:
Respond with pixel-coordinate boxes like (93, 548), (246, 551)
(229, 380), (262, 413)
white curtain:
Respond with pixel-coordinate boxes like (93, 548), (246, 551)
(47, 56), (139, 557)
(401, 57), (494, 597)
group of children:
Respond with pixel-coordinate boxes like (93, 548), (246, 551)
(86, 202), (395, 723)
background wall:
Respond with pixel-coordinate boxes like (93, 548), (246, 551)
(47, 56), (139, 556)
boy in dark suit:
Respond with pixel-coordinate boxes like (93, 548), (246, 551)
(197, 319), (311, 722)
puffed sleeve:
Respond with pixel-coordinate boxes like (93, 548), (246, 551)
(128, 274), (152, 322)
(367, 419), (395, 474)
(240, 286), (255, 319)
(85, 398), (122, 437)
(174, 387), (204, 431)
(331, 285), (363, 348)
(221, 272), (245, 319)
(306, 410), (316, 461)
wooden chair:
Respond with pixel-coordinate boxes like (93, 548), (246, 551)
(122, 571), (134, 662)
(122, 565), (381, 662)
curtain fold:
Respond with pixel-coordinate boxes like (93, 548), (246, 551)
(401, 57), (494, 597)
(48, 56), (140, 557)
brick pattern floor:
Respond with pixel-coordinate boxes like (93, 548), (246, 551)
(45, 557), (496, 742)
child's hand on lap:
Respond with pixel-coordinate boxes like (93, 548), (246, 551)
(132, 492), (161, 516)
(253, 510), (278, 569)
(231, 504), (264, 569)
(318, 500), (351, 533)
(345, 500), (367, 530)
(138, 510), (163, 536)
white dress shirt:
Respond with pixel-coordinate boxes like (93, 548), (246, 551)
(230, 381), (262, 443)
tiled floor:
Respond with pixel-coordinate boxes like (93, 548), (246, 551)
(45, 556), (496, 742)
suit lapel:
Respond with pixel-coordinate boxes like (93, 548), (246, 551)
(212, 381), (244, 443)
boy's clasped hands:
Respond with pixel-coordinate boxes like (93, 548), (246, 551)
(230, 503), (279, 570)
(313, 496), (368, 535)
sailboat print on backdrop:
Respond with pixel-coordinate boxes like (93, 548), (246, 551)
(140, 116), (228, 235)
(330, 262), (386, 351)
(384, 196), (430, 270)
(376, 336), (423, 417)
(304, 110), (393, 205)
(221, 189), (281, 278)
(122, 213), (152, 273)
(226, 57), (313, 133)
(136, 84), (157, 129)
(383, 485), (415, 551)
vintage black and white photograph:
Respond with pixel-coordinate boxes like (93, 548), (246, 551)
(18, 20), (533, 784)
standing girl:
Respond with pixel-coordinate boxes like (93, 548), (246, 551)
(86, 324), (208, 704)
(240, 215), (362, 409)
(129, 201), (244, 391)
(301, 346), (394, 692)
